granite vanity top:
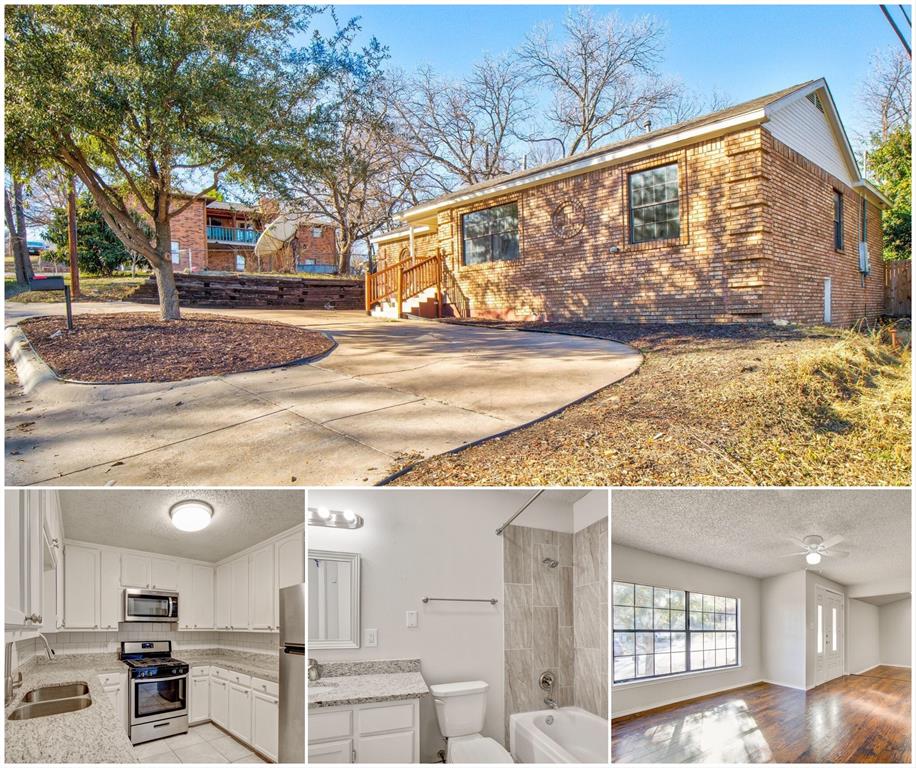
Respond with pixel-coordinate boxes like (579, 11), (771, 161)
(309, 659), (429, 709)
(4, 654), (136, 764)
(181, 649), (279, 684)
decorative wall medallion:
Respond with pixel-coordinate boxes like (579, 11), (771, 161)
(550, 200), (585, 239)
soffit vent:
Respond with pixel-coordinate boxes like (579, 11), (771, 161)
(806, 91), (825, 114)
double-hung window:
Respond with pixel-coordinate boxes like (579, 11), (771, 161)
(628, 164), (680, 243)
(834, 190), (844, 251)
(613, 580), (739, 683)
(461, 202), (519, 265)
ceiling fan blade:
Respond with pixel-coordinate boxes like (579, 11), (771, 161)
(776, 551), (806, 558)
(821, 549), (850, 558)
(787, 536), (809, 547)
(820, 535), (845, 549)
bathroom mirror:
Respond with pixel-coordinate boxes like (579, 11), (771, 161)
(308, 550), (360, 649)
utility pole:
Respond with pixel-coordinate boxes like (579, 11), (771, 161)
(67, 174), (80, 298)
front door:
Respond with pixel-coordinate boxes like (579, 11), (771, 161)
(815, 586), (845, 685)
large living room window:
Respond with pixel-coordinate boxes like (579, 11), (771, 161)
(461, 202), (519, 265)
(613, 580), (739, 683)
(628, 164), (680, 243)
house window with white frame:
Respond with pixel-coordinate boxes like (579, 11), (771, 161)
(628, 164), (680, 243)
(461, 202), (519, 265)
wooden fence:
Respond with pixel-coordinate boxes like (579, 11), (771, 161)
(885, 260), (911, 317)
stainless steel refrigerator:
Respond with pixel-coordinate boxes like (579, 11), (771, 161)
(279, 583), (306, 763)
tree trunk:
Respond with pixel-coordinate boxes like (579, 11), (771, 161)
(153, 219), (181, 320)
(5, 186), (34, 284)
(337, 239), (352, 275)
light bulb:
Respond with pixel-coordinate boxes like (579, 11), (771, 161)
(317, 507), (331, 520)
(169, 501), (213, 532)
(806, 551), (822, 565)
(342, 510), (356, 522)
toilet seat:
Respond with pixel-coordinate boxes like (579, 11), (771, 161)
(447, 734), (513, 764)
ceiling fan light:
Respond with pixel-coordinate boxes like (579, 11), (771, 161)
(806, 551), (822, 566)
(169, 500), (214, 532)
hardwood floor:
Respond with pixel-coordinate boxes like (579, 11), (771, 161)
(611, 667), (911, 763)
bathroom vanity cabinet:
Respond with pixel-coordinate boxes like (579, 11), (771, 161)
(309, 699), (420, 764)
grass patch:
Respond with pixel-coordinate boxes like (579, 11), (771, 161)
(389, 321), (910, 487)
(5, 275), (148, 303)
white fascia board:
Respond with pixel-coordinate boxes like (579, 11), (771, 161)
(400, 109), (768, 222)
(853, 179), (892, 208)
(369, 225), (430, 245)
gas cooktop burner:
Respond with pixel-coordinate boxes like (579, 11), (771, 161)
(123, 657), (184, 668)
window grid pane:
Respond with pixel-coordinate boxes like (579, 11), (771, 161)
(629, 164), (680, 244)
(613, 580), (739, 683)
(461, 202), (520, 264)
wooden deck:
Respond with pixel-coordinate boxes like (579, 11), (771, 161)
(611, 666), (911, 763)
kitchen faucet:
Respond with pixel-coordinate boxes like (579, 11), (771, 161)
(4, 643), (23, 706)
(37, 633), (55, 661)
(308, 658), (321, 682)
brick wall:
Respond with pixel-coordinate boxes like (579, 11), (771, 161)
(375, 233), (437, 270)
(167, 199), (208, 272)
(419, 126), (882, 326)
(761, 131), (885, 325)
(292, 223), (337, 269)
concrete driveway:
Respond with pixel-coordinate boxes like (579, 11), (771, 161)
(5, 301), (641, 486)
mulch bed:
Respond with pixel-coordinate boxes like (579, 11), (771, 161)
(19, 312), (335, 383)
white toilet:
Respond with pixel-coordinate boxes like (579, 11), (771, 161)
(429, 680), (513, 763)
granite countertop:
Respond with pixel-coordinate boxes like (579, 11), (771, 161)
(4, 654), (136, 764)
(181, 649), (279, 684)
(309, 659), (429, 709)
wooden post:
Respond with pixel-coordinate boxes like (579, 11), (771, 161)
(365, 271), (371, 315)
(435, 255), (442, 318)
(396, 264), (404, 320)
(67, 175), (81, 298)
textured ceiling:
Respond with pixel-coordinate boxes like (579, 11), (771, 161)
(854, 593), (911, 606)
(612, 489), (911, 586)
(59, 490), (304, 561)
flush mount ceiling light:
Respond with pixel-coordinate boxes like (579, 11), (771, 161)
(308, 507), (363, 529)
(169, 500), (214, 532)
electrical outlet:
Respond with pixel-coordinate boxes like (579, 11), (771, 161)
(365, 628), (378, 647)
(406, 610), (418, 628)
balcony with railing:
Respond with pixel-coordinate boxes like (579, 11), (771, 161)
(206, 225), (261, 244)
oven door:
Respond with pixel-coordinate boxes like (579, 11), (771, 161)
(130, 675), (188, 726)
(124, 589), (179, 623)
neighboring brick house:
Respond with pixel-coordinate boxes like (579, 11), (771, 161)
(370, 79), (889, 326)
(166, 197), (337, 274)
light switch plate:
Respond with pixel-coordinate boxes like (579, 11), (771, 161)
(365, 628), (378, 647)
(406, 610), (418, 628)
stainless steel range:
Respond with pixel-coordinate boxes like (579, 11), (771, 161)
(120, 641), (189, 745)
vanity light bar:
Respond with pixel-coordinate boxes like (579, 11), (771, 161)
(308, 507), (364, 529)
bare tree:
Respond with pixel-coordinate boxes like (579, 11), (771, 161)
(519, 8), (679, 155)
(661, 87), (733, 126)
(861, 48), (912, 140)
(389, 54), (531, 192)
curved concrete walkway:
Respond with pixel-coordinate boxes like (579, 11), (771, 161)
(5, 301), (642, 486)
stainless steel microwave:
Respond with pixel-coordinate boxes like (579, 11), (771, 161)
(123, 588), (179, 623)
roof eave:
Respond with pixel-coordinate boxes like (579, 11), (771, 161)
(854, 179), (892, 208)
(399, 108), (768, 222)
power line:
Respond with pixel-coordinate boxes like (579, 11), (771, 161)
(880, 5), (912, 56)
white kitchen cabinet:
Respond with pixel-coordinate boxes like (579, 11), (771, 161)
(309, 700), (420, 764)
(249, 545), (275, 631)
(210, 676), (229, 728)
(275, 531), (304, 626)
(150, 556), (177, 590)
(41, 491), (63, 557)
(192, 565), (215, 629)
(230, 557), (250, 630)
(5, 490), (43, 629)
(120, 554), (150, 588)
(177, 563), (193, 629)
(99, 550), (122, 630)
(64, 544), (99, 629)
(216, 563), (232, 630)
(228, 681), (253, 742)
(190, 668), (210, 724)
(252, 689), (279, 762)
(98, 672), (128, 733)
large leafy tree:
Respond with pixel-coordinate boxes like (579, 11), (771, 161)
(5, 4), (337, 319)
(868, 127), (912, 261)
(44, 192), (148, 276)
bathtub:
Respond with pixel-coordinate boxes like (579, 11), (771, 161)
(509, 706), (608, 764)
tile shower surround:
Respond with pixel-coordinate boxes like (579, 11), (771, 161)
(503, 517), (608, 735)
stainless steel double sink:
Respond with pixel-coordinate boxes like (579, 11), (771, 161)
(8, 682), (92, 720)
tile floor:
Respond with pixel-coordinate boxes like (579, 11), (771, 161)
(132, 722), (268, 764)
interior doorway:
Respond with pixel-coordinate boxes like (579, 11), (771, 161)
(815, 585), (845, 686)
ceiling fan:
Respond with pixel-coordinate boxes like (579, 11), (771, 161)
(779, 534), (850, 565)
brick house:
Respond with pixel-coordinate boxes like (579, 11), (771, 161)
(166, 197), (337, 274)
(369, 79), (889, 325)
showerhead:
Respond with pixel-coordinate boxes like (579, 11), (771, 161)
(542, 557), (559, 569)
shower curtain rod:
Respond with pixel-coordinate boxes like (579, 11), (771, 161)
(495, 489), (545, 536)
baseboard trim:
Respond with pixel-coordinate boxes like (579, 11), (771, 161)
(611, 678), (764, 720)
(760, 678), (807, 691)
(881, 663), (912, 669)
(852, 664), (883, 675)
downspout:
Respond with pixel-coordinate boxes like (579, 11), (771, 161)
(408, 225), (415, 263)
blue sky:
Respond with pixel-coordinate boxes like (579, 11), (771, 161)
(312, 3), (909, 142)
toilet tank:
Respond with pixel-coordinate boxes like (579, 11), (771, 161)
(429, 680), (489, 737)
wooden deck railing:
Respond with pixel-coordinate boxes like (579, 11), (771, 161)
(365, 253), (443, 318)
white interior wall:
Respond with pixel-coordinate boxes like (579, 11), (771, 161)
(611, 544), (762, 717)
(879, 597), (912, 667)
(760, 570), (806, 689)
(308, 489), (571, 761)
(846, 598), (881, 674)
(804, 572), (846, 689)
(573, 490), (608, 532)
